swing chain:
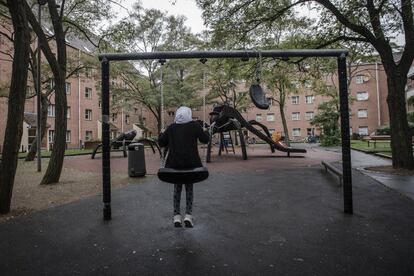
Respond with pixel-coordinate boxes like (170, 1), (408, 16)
(256, 50), (262, 83)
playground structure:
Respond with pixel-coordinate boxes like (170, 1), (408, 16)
(206, 104), (307, 162)
(98, 50), (353, 220)
(91, 129), (161, 159)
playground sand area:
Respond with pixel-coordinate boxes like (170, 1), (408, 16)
(1, 144), (335, 222)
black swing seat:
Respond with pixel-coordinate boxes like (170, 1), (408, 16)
(157, 167), (209, 184)
(249, 84), (270, 110)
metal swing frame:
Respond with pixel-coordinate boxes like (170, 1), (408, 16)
(98, 49), (353, 220)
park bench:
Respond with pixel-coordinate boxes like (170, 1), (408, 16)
(321, 161), (342, 186)
(363, 135), (414, 148)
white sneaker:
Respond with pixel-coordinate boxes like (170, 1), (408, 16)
(184, 214), (194, 228)
(173, 215), (182, 227)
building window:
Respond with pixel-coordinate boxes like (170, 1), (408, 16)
(305, 111), (314, 121)
(49, 78), (55, 90)
(305, 95), (314, 104)
(358, 126), (369, 136)
(266, 113), (275, 122)
(48, 104), (55, 117)
(356, 91), (369, 101)
(98, 100), (102, 108)
(85, 131), (93, 141)
(291, 81), (300, 88)
(267, 97), (273, 106)
(85, 109), (92, 120)
(256, 114), (262, 122)
(85, 87), (92, 99)
(66, 130), (71, 143)
(291, 112), (300, 121)
(125, 114), (130, 124)
(355, 75), (365, 84)
(168, 111), (175, 116)
(269, 129), (275, 134)
(48, 130), (55, 143)
(67, 106), (71, 119)
(192, 117), (199, 120)
(112, 113), (117, 123)
(65, 82), (71, 94)
(291, 96), (299, 105)
(358, 109), (368, 118)
(292, 128), (301, 137)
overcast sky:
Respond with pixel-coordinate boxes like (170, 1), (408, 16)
(113, 0), (206, 34)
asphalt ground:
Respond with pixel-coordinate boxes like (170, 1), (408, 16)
(1, 164), (414, 275)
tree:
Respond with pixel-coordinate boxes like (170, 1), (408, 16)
(0, 0), (31, 213)
(23, 0), (115, 183)
(197, 0), (414, 169)
(108, 5), (203, 133)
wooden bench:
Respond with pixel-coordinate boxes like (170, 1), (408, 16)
(363, 135), (414, 148)
(321, 161), (342, 186)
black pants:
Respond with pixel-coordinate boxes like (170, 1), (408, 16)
(174, 183), (193, 215)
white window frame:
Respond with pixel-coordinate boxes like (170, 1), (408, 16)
(358, 109), (368, 118)
(85, 109), (92, 120)
(356, 91), (369, 101)
(48, 104), (55, 117)
(266, 113), (275, 122)
(355, 75), (364, 84)
(291, 96), (299, 105)
(67, 106), (71, 119)
(291, 112), (300, 121)
(305, 95), (314, 104)
(85, 87), (92, 99)
(305, 112), (314, 121)
(85, 131), (93, 141)
(292, 128), (301, 137)
(66, 130), (71, 143)
(48, 129), (55, 143)
(256, 114), (263, 122)
(112, 113), (117, 123)
(65, 82), (71, 94)
(358, 127), (369, 136)
(125, 114), (130, 124)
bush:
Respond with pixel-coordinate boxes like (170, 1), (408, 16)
(320, 131), (341, 146)
(351, 133), (361, 140)
(408, 112), (414, 123)
(376, 123), (414, 136)
(376, 125), (390, 135)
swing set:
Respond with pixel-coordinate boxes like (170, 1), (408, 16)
(98, 49), (353, 221)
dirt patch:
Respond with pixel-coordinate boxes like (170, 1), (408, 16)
(0, 158), (151, 223)
(365, 165), (414, 176)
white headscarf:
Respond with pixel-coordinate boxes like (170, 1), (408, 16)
(174, 106), (192, 124)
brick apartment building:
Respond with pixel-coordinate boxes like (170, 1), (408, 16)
(0, 21), (158, 153)
(1, 17), (414, 151)
(191, 62), (413, 141)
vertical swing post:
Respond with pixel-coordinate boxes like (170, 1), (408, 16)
(101, 58), (111, 220)
(338, 54), (353, 214)
(159, 59), (166, 131)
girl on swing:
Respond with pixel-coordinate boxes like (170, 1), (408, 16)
(158, 106), (210, 228)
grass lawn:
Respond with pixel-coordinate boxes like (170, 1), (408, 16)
(350, 140), (392, 153)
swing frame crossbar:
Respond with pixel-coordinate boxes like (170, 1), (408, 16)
(98, 49), (352, 220)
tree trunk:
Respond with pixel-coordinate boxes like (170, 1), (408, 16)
(25, 95), (49, 161)
(278, 91), (290, 145)
(384, 64), (414, 169)
(41, 0), (67, 184)
(0, 0), (30, 213)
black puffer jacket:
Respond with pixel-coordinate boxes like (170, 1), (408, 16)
(158, 121), (210, 169)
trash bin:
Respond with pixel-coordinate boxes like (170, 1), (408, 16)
(128, 143), (146, 177)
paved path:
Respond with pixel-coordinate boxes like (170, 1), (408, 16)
(1, 150), (414, 275)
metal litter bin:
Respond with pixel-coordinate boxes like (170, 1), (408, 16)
(128, 143), (146, 177)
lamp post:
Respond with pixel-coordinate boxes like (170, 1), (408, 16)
(36, 0), (47, 172)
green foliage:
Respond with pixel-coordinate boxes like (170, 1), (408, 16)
(376, 125), (391, 135)
(408, 112), (414, 123)
(311, 98), (341, 146)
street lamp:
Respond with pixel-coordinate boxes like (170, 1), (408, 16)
(36, 0), (47, 172)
